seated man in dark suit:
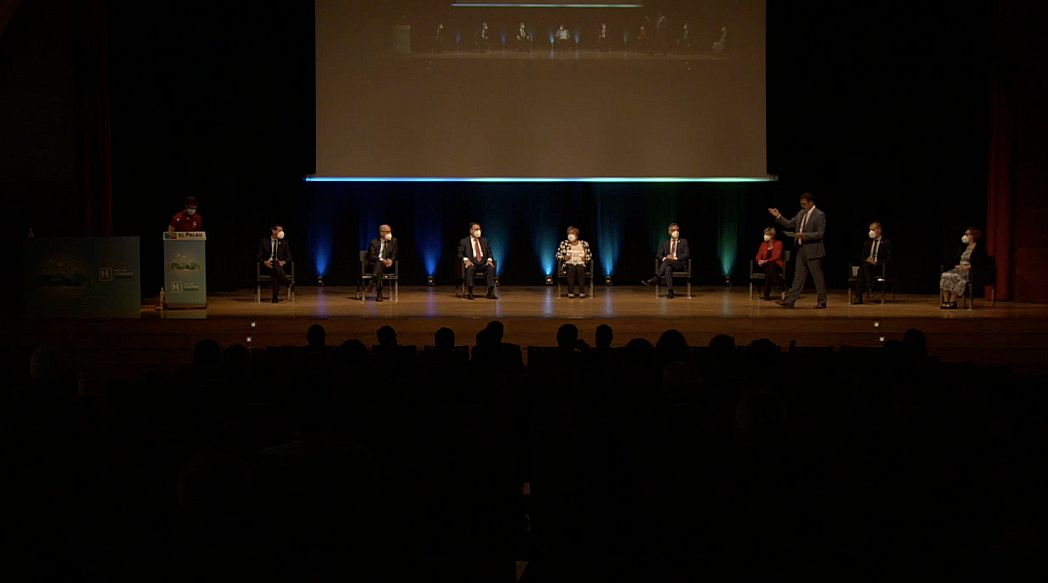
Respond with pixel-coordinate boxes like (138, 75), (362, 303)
(257, 224), (293, 303)
(852, 221), (892, 304)
(458, 222), (497, 300)
(366, 224), (397, 302)
(641, 222), (691, 298)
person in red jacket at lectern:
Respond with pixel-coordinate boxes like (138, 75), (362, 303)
(168, 196), (202, 232)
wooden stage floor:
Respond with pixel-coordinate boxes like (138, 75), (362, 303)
(7, 286), (1048, 390)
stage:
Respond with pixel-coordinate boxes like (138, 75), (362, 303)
(7, 286), (1048, 393)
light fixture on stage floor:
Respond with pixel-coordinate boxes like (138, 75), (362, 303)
(604, 275), (613, 286)
(544, 274), (554, 286)
(426, 275), (435, 286)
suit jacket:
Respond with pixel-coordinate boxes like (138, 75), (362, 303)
(257, 237), (292, 263)
(459, 236), (494, 266)
(755, 239), (785, 268)
(657, 238), (690, 264)
(368, 237), (398, 263)
(777, 207), (826, 259)
(859, 238), (892, 269)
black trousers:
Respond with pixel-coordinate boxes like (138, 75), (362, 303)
(564, 263), (586, 293)
(370, 261), (392, 289)
(263, 263), (291, 298)
(465, 262), (496, 290)
(760, 262), (783, 298)
(853, 261), (879, 299)
(656, 260), (685, 291)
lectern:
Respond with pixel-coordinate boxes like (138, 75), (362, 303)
(162, 231), (206, 308)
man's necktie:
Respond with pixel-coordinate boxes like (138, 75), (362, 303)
(379, 241), (385, 260)
(871, 240), (879, 262)
(474, 239), (482, 263)
(271, 240), (276, 261)
(670, 240), (676, 259)
(798, 211), (810, 245)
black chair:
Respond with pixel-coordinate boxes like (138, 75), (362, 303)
(256, 261), (295, 302)
(848, 261), (895, 304)
(748, 250), (790, 300)
(556, 258), (595, 298)
(941, 256), (996, 309)
(459, 259), (498, 298)
(965, 256), (997, 309)
(654, 258), (692, 298)
(358, 250), (399, 301)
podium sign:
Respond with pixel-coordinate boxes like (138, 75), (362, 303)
(23, 237), (141, 318)
(163, 231), (207, 308)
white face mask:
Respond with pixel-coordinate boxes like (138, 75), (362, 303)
(961, 235), (970, 244)
(869, 230), (878, 239)
(276, 230), (285, 240)
(472, 230), (481, 238)
(186, 208), (196, 216)
(567, 234), (577, 242)
(383, 233), (392, 241)
(670, 230), (679, 239)
(763, 234), (771, 242)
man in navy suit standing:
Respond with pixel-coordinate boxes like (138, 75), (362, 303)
(642, 222), (690, 298)
(769, 192), (827, 308)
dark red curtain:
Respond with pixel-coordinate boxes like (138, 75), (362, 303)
(77, 0), (113, 236)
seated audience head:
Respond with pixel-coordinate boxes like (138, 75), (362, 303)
(595, 324), (613, 349)
(376, 325), (397, 348)
(963, 227), (983, 244)
(902, 328), (928, 360)
(306, 324), (327, 349)
(566, 225), (579, 241)
(708, 333), (736, 354)
(746, 338), (780, 357)
(338, 339), (368, 364)
(435, 327), (455, 350)
(556, 323), (579, 350)
(764, 226), (776, 241)
(485, 320), (505, 343)
(657, 329), (689, 362)
(869, 221), (882, 239)
(193, 339), (222, 367)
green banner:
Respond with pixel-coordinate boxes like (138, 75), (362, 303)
(23, 237), (142, 318)
(163, 232), (207, 308)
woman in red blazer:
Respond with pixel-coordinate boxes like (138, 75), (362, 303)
(755, 227), (785, 300)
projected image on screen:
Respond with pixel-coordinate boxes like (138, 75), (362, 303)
(315, 1), (766, 178)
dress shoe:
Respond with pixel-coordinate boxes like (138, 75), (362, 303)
(851, 297), (863, 305)
(640, 278), (655, 286)
(466, 291), (475, 300)
(775, 299), (794, 308)
(814, 302), (828, 309)
(376, 293), (383, 302)
(567, 293), (575, 298)
(271, 297), (280, 304)
(578, 293), (586, 298)
(761, 295), (772, 301)
(486, 290), (498, 300)
(666, 291), (676, 299)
